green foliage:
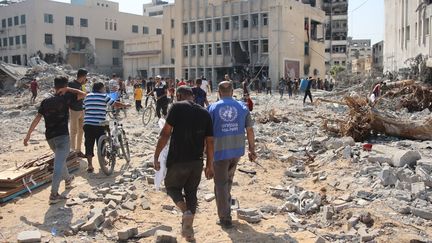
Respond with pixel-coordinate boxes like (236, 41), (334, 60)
(330, 65), (345, 76)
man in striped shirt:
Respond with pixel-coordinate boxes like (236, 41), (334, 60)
(83, 82), (129, 173)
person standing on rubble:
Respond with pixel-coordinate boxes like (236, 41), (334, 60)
(208, 81), (256, 229)
(303, 77), (313, 105)
(68, 68), (88, 158)
(29, 78), (39, 104)
(154, 75), (169, 118)
(24, 76), (86, 204)
(154, 86), (214, 242)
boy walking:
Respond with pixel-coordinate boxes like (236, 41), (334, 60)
(134, 83), (143, 112)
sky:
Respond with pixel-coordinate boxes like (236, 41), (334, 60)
(348, 0), (384, 45)
(53, 0), (384, 45)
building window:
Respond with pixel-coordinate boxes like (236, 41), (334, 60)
(105, 20), (108, 30)
(112, 41), (119, 49)
(4, 56), (8, 63)
(44, 14), (53, 23)
(223, 42), (230, 55)
(3, 38), (7, 46)
(304, 42), (309, 55)
(8, 17), (12, 27)
(198, 21), (204, 33)
(171, 39), (175, 48)
(208, 44), (212, 56)
(251, 40), (258, 53)
(425, 18), (430, 36)
(190, 22), (196, 34)
(171, 58), (175, 64)
(252, 14), (258, 27)
(183, 23), (188, 35)
(183, 46), (188, 57)
(9, 37), (13, 46)
(243, 19), (249, 28)
(110, 21), (112, 30)
(143, 26), (149, 34)
(22, 35), (26, 44)
(80, 18), (88, 27)
(191, 45), (196, 56)
(216, 43), (222, 55)
(2, 19), (6, 28)
(224, 18), (230, 30)
(206, 20), (212, 32)
(15, 36), (20, 45)
(171, 19), (174, 28)
(199, 45), (204, 56)
(14, 16), (19, 25)
(44, 34), (53, 45)
(406, 25), (410, 41)
(132, 25), (138, 33)
(66, 16), (74, 26)
(262, 40), (268, 53)
(262, 13), (268, 26)
(215, 19), (221, 31)
(0, 57), (2, 61)
(156, 28), (162, 35)
(21, 15), (26, 25)
(233, 16), (239, 28)
(114, 22), (117, 31)
(113, 57), (120, 66)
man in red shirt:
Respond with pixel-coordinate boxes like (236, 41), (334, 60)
(177, 78), (186, 87)
(30, 79), (39, 104)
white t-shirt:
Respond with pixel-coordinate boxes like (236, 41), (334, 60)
(108, 79), (119, 92)
(201, 79), (209, 93)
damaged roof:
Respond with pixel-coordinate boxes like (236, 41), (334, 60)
(0, 61), (28, 81)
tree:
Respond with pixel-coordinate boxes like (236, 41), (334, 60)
(330, 65), (345, 76)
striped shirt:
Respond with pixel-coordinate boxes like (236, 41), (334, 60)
(83, 93), (115, 126)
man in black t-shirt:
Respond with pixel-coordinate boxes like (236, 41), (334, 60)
(154, 75), (169, 118)
(192, 79), (209, 107)
(154, 86), (214, 242)
(24, 76), (86, 204)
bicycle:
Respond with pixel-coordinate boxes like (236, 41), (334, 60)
(97, 109), (131, 175)
(107, 91), (127, 120)
(142, 94), (157, 126)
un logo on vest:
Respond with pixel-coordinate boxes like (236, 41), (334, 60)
(219, 106), (238, 122)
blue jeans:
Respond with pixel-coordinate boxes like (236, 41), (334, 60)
(47, 135), (71, 195)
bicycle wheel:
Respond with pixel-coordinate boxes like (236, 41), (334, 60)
(97, 135), (116, 175)
(119, 130), (131, 163)
(142, 105), (155, 126)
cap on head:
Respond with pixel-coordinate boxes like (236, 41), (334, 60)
(77, 68), (88, 78)
(155, 75), (161, 79)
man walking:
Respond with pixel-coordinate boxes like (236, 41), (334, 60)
(154, 86), (214, 242)
(192, 79), (209, 107)
(154, 75), (169, 118)
(24, 76), (86, 204)
(69, 68), (88, 157)
(303, 77), (313, 105)
(29, 78), (39, 104)
(208, 81), (256, 228)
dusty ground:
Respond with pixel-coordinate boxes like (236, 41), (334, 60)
(0, 90), (431, 242)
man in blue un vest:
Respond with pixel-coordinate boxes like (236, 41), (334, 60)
(208, 81), (257, 228)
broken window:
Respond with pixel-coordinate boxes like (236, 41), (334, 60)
(262, 40), (268, 53)
(262, 13), (268, 26)
(223, 42), (230, 55)
(183, 46), (188, 57)
(252, 14), (258, 27)
(224, 18), (230, 30)
(183, 23), (188, 35)
(233, 16), (239, 28)
(208, 44), (212, 56)
(243, 18), (249, 28)
(216, 43), (222, 55)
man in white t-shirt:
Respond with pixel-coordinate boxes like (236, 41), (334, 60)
(108, 74), (119, 92)
(200, 77), (210, 94)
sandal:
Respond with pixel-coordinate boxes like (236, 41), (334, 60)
(65, 175), (75, 189)
(49, 193), (68, 204)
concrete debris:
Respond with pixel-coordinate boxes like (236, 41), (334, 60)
(121, 201), (136, 211)
(118, 227), (138, 241)
(237, 208), (262, 223)
(204, 193), (215, 202)
(81, 212), (105, 231)
(17, 230), (42, 243)
(136, 225), (173, 238)
(378, 166), (398, 186)
(154, 230), (177, 243)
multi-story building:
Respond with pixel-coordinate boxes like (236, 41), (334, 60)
(0, 0), (162, 76)
(384, 0), (432, 72)
(124, 0), (326, 86)
(322, 0), (348, 71)
(347, 38), (372, 72)
(352, 56), (372, 75)
(143, 0), (170, 17)
(372, 40), (384, 75)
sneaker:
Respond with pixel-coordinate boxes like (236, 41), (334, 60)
(49, 193), (68, 204)
(65, 175), (74, 190)
(216, 219), (233, 229)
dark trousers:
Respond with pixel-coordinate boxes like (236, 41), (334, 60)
(304, 89), (313, 103)
(83, 124), (105, 157)
(31, 90), (37, 102)
(135, 100), (142, 111)
(164, 162), (203, 214)
(156, 96), (169, 118)
(213, 158), (240, 221)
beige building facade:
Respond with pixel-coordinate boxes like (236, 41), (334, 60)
(384, 0), (432, 73)
(0, 0), (162, 76)
(123, 0), (326, 86)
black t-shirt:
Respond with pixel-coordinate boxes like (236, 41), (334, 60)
(68, 80), (83, 111)
(154, 83), (167, 99)
(38, 94), (73, 140)
(192, 87), (207, 107)
(146, 80), (154, 94)
(166, 100), (213, 167)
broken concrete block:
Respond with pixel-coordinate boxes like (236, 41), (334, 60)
(122, 201), (136, 211)
(358, 226), (375, 242)
(98, 187), (110, 194)
(106, 209), (118, 218)
(17, 230), (42, 243)
(141, 200), (151, 210)
(101, 217), (113, 229)
(118, 227), (138, 241)
(346, 216), (359, 231)
(162, 204), (175, 211)
(412, 182), (426, 197)
(390, 150), (421, 167)
(204, 193), (215, 202)
(378, 166), (398, 186)
(359, 212), (373, 226)
(411, 207), (432, 220)
(333, 202), (352, 212)
(154, 230), (177, 243)
(108, 200), (117, 209)
(322, 205), (334, 220)
(147, 176), (155, 185)
(237, 208), (262, 223)
(104, 194), (123, 204)
(81, 212), (105, 231)
(112, 191), (129, 200)
(136, 225), (173, 238)
(123, 171), (133, 178)
(70, 220), (86, 233)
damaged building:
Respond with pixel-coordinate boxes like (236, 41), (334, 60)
(0, 0), (162, 76)
(123, 0), (326, 86)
